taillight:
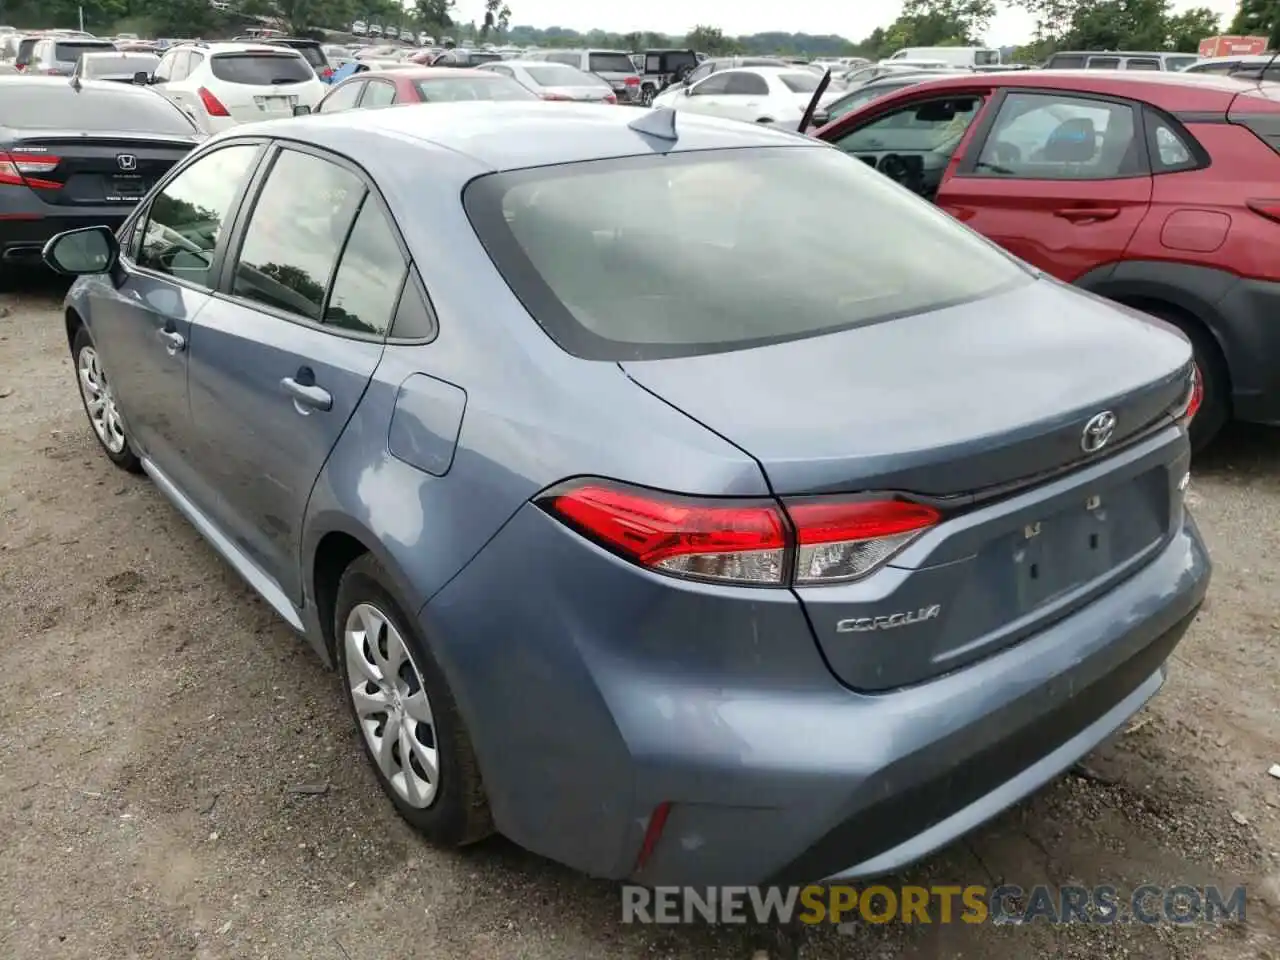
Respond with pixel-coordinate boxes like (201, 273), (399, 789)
(539, 480), (941, 587)
(541, 92), (571, 101)
(0, 151), (61, 189)
(624, 76), (639, 86)
(197, 86), (230, 117)
(604, 93), (617, 104)
(1173, 363), (1203, 425)
(321, 66), (333, 79)
(786, 498), (941, 584)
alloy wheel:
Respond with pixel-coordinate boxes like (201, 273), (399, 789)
(77, 346), (126, 454)
(344, 602), (440, 808)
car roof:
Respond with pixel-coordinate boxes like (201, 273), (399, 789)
(365, 66), (493, 79)
(174, 40), (306, 55)
(1048, 50), (1183, 58)
(249, 101), (816, 172)
(498, 60), (580, 69)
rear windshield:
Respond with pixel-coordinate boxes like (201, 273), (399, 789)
(780, 72), (820, 92)
(975, 49), (1000, 65)
(464, 148), (1027, 360)
(525, 63), (601, 86)
(413, 75), (537, 101)
(0, 84), (195, 133)
(210, 52), (312, 84)
(466, 51), (502, 64)
(55, 41), (115, 62)
(588, 52), (634, 73)
(83, 54), (158, 76)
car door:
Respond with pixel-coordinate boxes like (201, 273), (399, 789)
(936, 90), (1153, 281)
(88, 142), (264, 486)
(679, 71), (733, 114)
(185, 144), (399, 602)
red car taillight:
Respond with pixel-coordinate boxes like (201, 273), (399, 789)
(539, 480), (941, 586)
(604, 92), (617, 103)
(0, 151), (61, 189)
(321, 66), (333, 79)
(541, 92), (572, 101)
(624, 76), (639, 87)
(198, 86), (230, 117)
(1173, 363), (1203, 425)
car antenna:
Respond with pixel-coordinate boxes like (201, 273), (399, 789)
(627, 106), (678, 143)
(798, 68), (832, 133)
(69, 74), (81, 91)
(1256, 47), (1280, 90)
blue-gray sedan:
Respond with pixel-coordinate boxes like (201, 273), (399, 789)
(42, 101), (1210, 886)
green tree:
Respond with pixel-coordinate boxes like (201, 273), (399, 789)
(1025, 0), (1220, 52)
(1167, 6), (1223, 50)
(1230, 0), (1275, 34)
(414, 0), (455, 35)
(686, 25), (739, 55)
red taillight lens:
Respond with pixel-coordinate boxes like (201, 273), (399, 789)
(321, 66), (333, 78)
(197, 86), (230, 117)
(0, 151), (61, 189)
(604, 93), (617, 103)
(540, 92), (571, 101)
(540, 480), (942, 587)
(543, 482), (788, 585)
(624, 76), (639, 86)
(787, 499), (941, 584)
(1173, 363), (1203, 425)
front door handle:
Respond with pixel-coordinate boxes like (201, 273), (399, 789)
(281, 375), (332, 412)
(157, 329), (185, 354)
(1053, 206), (1120, 223)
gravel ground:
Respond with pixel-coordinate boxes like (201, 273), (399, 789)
(2, 278), (1279, 959)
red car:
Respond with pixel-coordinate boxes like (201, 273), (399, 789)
(815, 70), (1280, 449)
(314, 66), (536, 114)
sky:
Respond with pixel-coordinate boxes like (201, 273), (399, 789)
(453, 0), (1240, 47)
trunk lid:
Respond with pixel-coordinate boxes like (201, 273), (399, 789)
(543, 84), (615, 101)
(5, 132), (197, 206)
(621, 278), (1194, 690)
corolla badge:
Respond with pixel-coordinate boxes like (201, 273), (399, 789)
(1081, 410), (1117, 453)
(836, 604), (942, 633)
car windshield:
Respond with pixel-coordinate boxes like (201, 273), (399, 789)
(1166, 55), (1197, 71)
(210, 52), (312, 84)
(1, 84), (195, 133)
(413, 75), (537, 101)
(975, 50), (1000, 65)
(465, 147), (1027, 360)
(828, 82), (911, 117)
(588, 52), (634, 73)
(83, 53), (158, 76)
(525, 63), (601, 86)
(780, 72), (820, 92)
(54, 41), (114, 62)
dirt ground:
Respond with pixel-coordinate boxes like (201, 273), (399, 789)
(1, 277), (1279, 960)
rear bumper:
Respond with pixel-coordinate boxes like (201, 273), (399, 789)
(421, 496), (1210, 886)
(0, 212), (127, 264)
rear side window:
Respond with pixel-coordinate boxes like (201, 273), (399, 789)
(1087, 57), (1120, 69)
(210, 52), (312, 85)
(973, 92), (1141, 180)
(324, 198), (406, 336)
(1047, 55), (1086, 69)
(588, 52), (634, 73)
(232, 150), (364, 321)
(0, 84), (196, 133)
(54, 41), (114, 62)
(464, 147), (1027, 361)
(725, 72), (769, 95)
(1126, 58), (1160, 71)
(1145, 112), (1200, 172)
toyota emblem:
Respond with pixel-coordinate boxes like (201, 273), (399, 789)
(1081, 411), (1117, 453)
(117, 154), (137, 171)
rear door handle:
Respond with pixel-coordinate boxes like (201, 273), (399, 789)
(1053, 207), (1120, 223)
(281, 375), (332, 412)
(157, 329), (185, 354)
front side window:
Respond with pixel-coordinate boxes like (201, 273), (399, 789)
(1166, 55), (1197, 71)
(320, 80), (362, 112)
(324, 198), (406, 336)
(232, 150), (364, 321)
(464, 147), (1028, 361)
(136, 144), (260, 287)
(778, 72), (819, 93)
(690, 72), (732, 96)
(834, 96), (982, 155)
(360, 80), (396, 107)
(973, 92), (1140, 180)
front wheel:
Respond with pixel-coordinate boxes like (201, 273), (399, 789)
(72, 325), (142, 472)
(336, 554), (492, 846)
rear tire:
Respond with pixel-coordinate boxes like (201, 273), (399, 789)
(335, 554), (492, 846)
(71, 325), (142, 473)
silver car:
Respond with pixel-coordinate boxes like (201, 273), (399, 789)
(479, 59), (616, 103)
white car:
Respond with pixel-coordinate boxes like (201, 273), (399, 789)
(149, 42), (325, 134)
(369, 24), (384, 37)
(351, 20), (368, 36)
(652, 66), (839, 127)
(385, 26), (399, 39)
(417, 33), (434, 46)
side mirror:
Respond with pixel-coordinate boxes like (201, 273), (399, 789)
(683, 84), (692, 95)
(132, 70), (150, 84)
(293, 104), (312, 116)
(43, 225), (119, 276)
